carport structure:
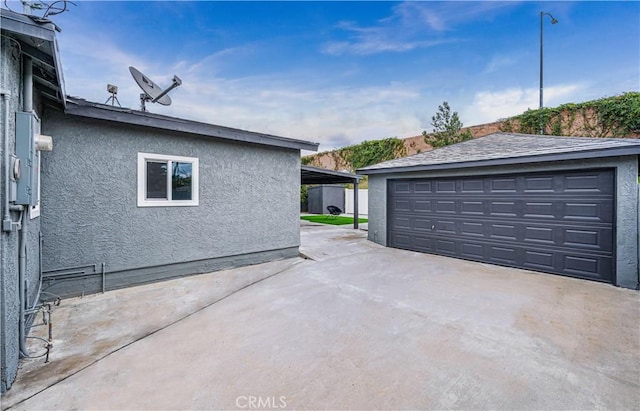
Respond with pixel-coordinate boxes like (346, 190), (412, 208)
(301, 165), (362, 228)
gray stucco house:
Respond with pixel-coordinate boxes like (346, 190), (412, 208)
(1, 7), (317, 393)
(40, 97), (317, 298)
(1, 8), (65, 393)
(359, 133), (640, 289)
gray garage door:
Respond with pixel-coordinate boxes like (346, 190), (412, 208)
(387, 169), (615, 283)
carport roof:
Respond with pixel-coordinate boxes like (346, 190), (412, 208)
(358, 132), (640, 175)
(301, 165), (362, 184)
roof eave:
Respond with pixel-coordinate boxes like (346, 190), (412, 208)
(51, 37), (66, 109)
(301, 165), (362, 184)
(0, 10), (56, 41)
(358, 146), (640, 175)
(64, 100), (319, 151)
(1, 9), (66, 108)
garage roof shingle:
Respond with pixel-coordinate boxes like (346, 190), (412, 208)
(358, 133), (640, 175)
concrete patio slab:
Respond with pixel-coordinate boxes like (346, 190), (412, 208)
(2, 224), (639, 410)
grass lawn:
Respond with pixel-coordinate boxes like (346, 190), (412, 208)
(301, 215), (368, 226)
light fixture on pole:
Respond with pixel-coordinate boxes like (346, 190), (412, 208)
(539, 11), (558, 134)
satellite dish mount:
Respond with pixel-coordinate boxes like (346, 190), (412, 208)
(129, 66), (182, 112)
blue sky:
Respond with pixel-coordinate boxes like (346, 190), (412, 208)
(8, 1), (639, 152)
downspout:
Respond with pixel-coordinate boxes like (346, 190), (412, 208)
(18, 56), (33, 357)
(2, 91), (10, 230)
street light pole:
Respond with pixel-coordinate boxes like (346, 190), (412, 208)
(539, 11), (558, 134)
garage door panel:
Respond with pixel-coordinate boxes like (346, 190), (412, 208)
(461, 201), (484, 214)
(524, 226), (554, 244)
(389, 231), (411, 248)
(523, 202), (555, 218)
(565, 228), (612, 250)
(435, 239), (456, 254)
(436, 180), (456, 193)
(491, 177), (518, 192)
(387, 169), (615, 283)
(413, 218), (434, 231)
(413, 235), (433, 251)
(524, 250), (555, 270)
(394, 199), (411, 212)
(524, 176), (555, 192)
(414, 200), (432, 212)
(414, 182), (432, 193)
(392, 182), (411, 194)
(565, 173), (613, 194)
(565, 255), (598, 275)
(395, 222), (612, 253)
(461, 222), (484, 236)
(491, 224), (517, 240)
(490, 245), (518, 264)
(436, 220), (456, 234)
(564, 201), (612, 222)
(461, 243), (484, 259)
(490, 201), (519, 216)
(392, 214), (612, 253)
(392, 216), (411, 230)
(436, 200), (456, 213)
(461, 179), (484, 193)
(391, 197), (613, 223)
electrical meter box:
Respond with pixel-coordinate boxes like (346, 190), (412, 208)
(15, 111), (40, 206)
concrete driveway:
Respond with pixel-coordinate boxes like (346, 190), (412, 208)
(3, 223), (639, 410)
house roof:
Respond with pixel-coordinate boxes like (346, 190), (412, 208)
(0, 7), (66, 108)
(358, 133), (640, 175)
(301, 165), (361, 185)
(62, 97), (319, 151)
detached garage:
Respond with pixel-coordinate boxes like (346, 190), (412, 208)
(359, 133), (640, 289)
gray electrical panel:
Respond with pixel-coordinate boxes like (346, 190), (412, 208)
(15, 111), (39, 206)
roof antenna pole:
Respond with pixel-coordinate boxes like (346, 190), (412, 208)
(139, 93), (148, 112)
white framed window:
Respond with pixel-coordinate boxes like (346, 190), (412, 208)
(137, 153), (199, 207)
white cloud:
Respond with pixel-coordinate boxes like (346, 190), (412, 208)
(164, 76), (424, 152)
(323, 1), (518, 56)
(462, 84), (583, 125)
(483, 54), (519, 74)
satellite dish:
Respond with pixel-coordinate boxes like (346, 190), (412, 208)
(129, 66), (182, 111)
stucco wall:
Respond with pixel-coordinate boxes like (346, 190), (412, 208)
(366, 156), (639, 289)
(308, 185), (345, 214)
(1, 38), (43, 393)
(40, 109), (301, 297)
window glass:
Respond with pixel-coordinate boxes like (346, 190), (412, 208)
(146, 161), (168, 199)
(172, 162), (192, 200)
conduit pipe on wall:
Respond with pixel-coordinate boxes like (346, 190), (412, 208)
(18, 209), (28, 356)
(2, 91), (11, 230)
(18, 56), (33, 357)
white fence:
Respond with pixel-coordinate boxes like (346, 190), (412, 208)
(345, 189), (368, 215)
